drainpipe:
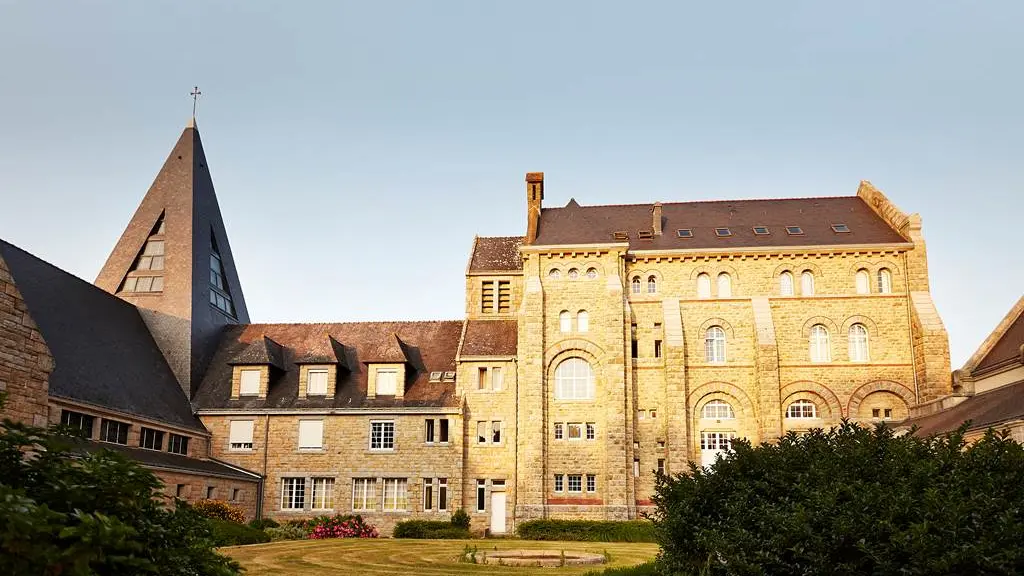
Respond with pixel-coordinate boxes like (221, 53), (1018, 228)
(259, 413), (270, 519)
(902, 252), (920, 404)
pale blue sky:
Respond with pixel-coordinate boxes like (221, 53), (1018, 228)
(1, 1), (1021, 365)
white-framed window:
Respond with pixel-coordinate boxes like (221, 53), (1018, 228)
(647, 275), (657, 294)
(239, 369), (261, 396)
(438, 478), (448, 511)
(567, 474), (583, 493)
(139, 427), (164, 451)
(848, 323), (870, 362)
(297, 419), (324, 450)
(586, 474), (596, 492)
(554, 357), (595, 400)
(700, 432), (735, 451)
(586, 267), (598, 279)
(559, 310), (571, 333)
(311, 477), (335, 510)
(375, 368), (398, 396)
(809, 324), (831, 363)
(382, 478), (408, 511)
(878, 268), (892, 294)
(439, 419), (449, 443)
(281, 477), (305, 510)
(577, 310), (589, 333)
(423, 478), (434, 511)
(801, 271), (815, 296)
(229, 420), (254, 451)
(548, 268), (560, 280)
(586, 422), (596, 440)
(477, 367), (488, 390)
(780, 271), (794, 296)
(476, 479), (486, 512)
(554, 422), (564, 440)
(704, 326), (726, 363)
(370, 421), (395, 451)
(491, 367), (503, 391)
(872, 408), (894, 421)
(567, 422), (583, 440)
(352, 478), (377, 511)
(786, 399), (817, 419)
(491, 421), (502, 444)
(477, 421), (487, 444)
(424, 419), (435, 443)
(717, 273), (732, 297)
(855, 269), (870, 294)
(168, 433), (189, 455)
(307, 369), (329, 396)
(631, 276), (641, 294)
(554, 474), (564, 492)
(696, 273), (711, 298)
(701, 399), (735, 420)
(568, 268), (579, 280)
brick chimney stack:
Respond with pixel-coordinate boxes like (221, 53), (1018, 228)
(652, 202), (663, 236)
(525, 172), (544, 245)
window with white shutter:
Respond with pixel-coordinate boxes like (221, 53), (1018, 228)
(229, 420), (254, 451)
(307, 369), (328, 395)
(376, 368), (398, 395)
(239, 369), (261, 396)
(298, 420), (324, 450)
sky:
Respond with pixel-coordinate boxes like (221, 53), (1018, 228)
(0, 1), (1021, 366)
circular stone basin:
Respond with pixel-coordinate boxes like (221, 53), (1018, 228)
(470, 549), (606, 567)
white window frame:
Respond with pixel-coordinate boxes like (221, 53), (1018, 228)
(369, 420), (395, 451)
(696, 273), (712, 298)
(647, 275), (657, 294)
(554, 474), (564, 493)
(553, 357), (595, 400)
(310, 477), (335, 510)
(438, 478), (448, 511)
(631, 277), (641, 294)
(297, 419), (324, 450)
(800, 271), (815, 296)
(476, 479), (486, 512)
(382, 478), (408, 512)
(848, 323), (870, 362)
(375, 368), (398, 396)
(307, 369), (329, 396)
(786, 399), (818, 419)
(352, 477), (377, 511)
(239, 369), (261, 396)
(701, 399), (735, 420)
(424, 419), (435, 443)
(704, 326), (726, 363)
(577, 310), (589, 333)
(554, 422), (564, 440)
(586, 422), (596, 440)
(281, 477), (305, 510)
(855, 269), (870, 294)
(809, 324), (831, 363)
(228, 419), (254, 451)
(491, 421), (503, 445)
(878, 268), (893, 294)
(780, 271), (794, 296)
(586, 474), (596, 493)
(567, 474), (583, 493)
(717, 273), (732, 297)
(423, 478), (434, 511)
(567, 422), (584, 441)
(559, 310), (571, 333)
(491, 366), (503, 391)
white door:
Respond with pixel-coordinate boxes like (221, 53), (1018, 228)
(700, 431), (734, 469)
(490, 491), (507, 534)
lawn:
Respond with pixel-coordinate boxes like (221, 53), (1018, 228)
(222, 538), (659, 575)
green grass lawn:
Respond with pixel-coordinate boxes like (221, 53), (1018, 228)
(222, 538), (659, 575)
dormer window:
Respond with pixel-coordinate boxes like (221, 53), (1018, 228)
(429, 371), (443, 382)
(613, 231), (629, 241)
(637, 230), (654, 239)
(375, 368), (399, 396)
(239, 369), (261, 396)
(307, 369), (329, 396)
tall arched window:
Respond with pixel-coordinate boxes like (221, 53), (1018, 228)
(717, 273), (732, 297)
(786, 399), (817, 419)
(848, 323), (869, 362)
(801, 271), (815, 296)
(779, 271), (794, 296)
(809, 324), (831, 362)
(554, 357), (594, 400)
(855, 269), (870, 294)
(647, 275), (657, 294)
(705, 326), (727, 363)
(878, 268), (892, 293)
(701, 399), (735, 419)
(577, 310), (589, 333)
(697, 273), (711, 298)
(559, 310), (571, 333)
(631, 276), (641, 294)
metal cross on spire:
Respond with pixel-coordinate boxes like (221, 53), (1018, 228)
(190, 86), (202, 119)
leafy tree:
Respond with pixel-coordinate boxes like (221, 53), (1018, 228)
(652, 422), (1024, 576)
(0, 405), (240, 575)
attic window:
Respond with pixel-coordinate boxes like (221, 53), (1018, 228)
(442, 371), (456, 382)
(637, 230), (654, 240)
(752, 226), (770, 235)
(785, 226), (804, 235)
(676, 229), (693, 238)
(715, 228), (732, 237)
(429, 371), (443, 382)
(831, 224), (850, 233)
(613, 231), (629, 241)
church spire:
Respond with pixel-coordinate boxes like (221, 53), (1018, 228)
(95, 121), (249, 399)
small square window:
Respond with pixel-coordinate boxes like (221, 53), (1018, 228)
(554, 474), (564, 492)
(586, 423), (595, 440)
(676, 229), (693, 238)
(715, 227), (732, 237)
(429, 371), (442, 382)
(586, 474), (596, 492)
(657, 441), (665, 449)
(650, 409), (658, 419)
(567, 423), (583, 440)
(831, 223), (850, 233)
(637, 230), (654, 239)
(785, 226), (804, 235)
(554, 423), (564, 440)
(206, 486), (215, 499)
(613, 231), (629, 241)
(442, 371), (456, 382)
(752, 226), (770, 235)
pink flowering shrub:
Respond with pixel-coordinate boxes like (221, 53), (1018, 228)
(305, 514), (379, 539)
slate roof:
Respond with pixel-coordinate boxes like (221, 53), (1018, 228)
(193, 321), (464, 410)
(0, 240), (204, 432)
(361, 333), (409, 364)
(532, 197), (908, 249)
(229, 336), (286, 369)
(900, 379), (1024, 437)
(461, 320), (518, 357)
(294, 335), (347, 368)
(469, 236), (524, 272)
(974, 309), (1024, 374)
(73, 439), (260, 481)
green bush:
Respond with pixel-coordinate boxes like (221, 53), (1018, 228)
(207, 518), (271, 546)
(306, 514), (379, 538)
(653, 422), (1024, 576)
(193, 499), (247, 523)
(265, 524), (309, 541)
(450, 508), (471, 530)
(516, 519), (656, 542)
(248, 517), (280, 530)
(583, 561), (657, 576)
(393, 519), (472, 539)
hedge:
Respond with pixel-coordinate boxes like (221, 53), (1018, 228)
(207, 518), (272, 546)
(393, 519), (472, 539)
(583, 561), (657, 576)
(516, 520), (656, 542)
(192, 499), (247, 523)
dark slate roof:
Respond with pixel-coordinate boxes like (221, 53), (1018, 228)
(461, 320), (518, 357)
(532, 197), (908, 249)
(469, 236), (524, 272)
(900, 379), (1024, 436)
(193, 321), (464, 410)
(229, 336), (286, 369)
(975, 311), (1024, 374)
(73, 439), (260, 481)
(0, 240), (204, 432)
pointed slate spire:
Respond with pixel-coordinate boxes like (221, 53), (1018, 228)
(95, 120), (250, 399)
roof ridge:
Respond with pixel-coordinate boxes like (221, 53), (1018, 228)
(542, 195), (858, 210)
(242, 319), (466, 328)
(477, 235), (524, 240)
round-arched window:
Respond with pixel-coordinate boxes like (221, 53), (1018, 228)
(786, 399), (818, 419)
(705, 326), (726, 363)
(701, 399), (735, 419)
(801, 271), (815, 295)
(848, 323), (869, 362)
(717, 273), (732, 297)
(696, 273), (711, 298)
(780, 271), (794, 296)
(554, 358), (595, 400)
(877, 268), (892, 294)
(631, 276), (641, 294)
(548, 268), (561, 280)
(577, 310), (589, 333)
(809, 324), (831, 362)
(559, 310), (571, 333)
(647, 275), (657, 294)
(568, 268), (579, 280)
(586, 267), (598, 280)
(855, 269), (870, 294)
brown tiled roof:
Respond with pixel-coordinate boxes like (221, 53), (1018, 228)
(975, 311), (1024, 374)
(294, 335), (347, 368)
(362, 333), (409, 364)
(229, 336), (285, 369)
(532, 197), (908, 249)
(469, 236), (524, 272)
(461, 320), (518, 357)
(193, 321), (464, 410)
(900, 379), (1024, 436)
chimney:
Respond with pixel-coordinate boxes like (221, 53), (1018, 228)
(525, 172), (544, 244)
(652, 202), (663, 236)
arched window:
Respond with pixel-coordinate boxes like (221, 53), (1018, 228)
(697, 273), (711, 298)
(848, 323), (870, 362)
(568, 268), (579, 280)
(855, 269), (870, 294)
(647, 275), (657, 294)
(559, 310), (571, 333)
(801, 271), (815, 296)
(809, 324), (831, 362)
(705, 326), (727, 363)
(586, 267), (598, 280)
(577, 310), (589, 333)
(717, 273), (732, 297)
(877, 268), (892, 294)
(631, 277), (641, 294)
(554, 357), (594, 400)
(701, 399), (735, 419)
(779, 271), (794, 296)
(786, 399), (817, 419)
(548, 268), (560, 280)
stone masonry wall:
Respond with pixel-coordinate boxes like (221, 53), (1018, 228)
(157, 469), (259, 519)
(0, 254), (52, 426)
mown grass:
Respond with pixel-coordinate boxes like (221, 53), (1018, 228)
(222, 538), (659, 575)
